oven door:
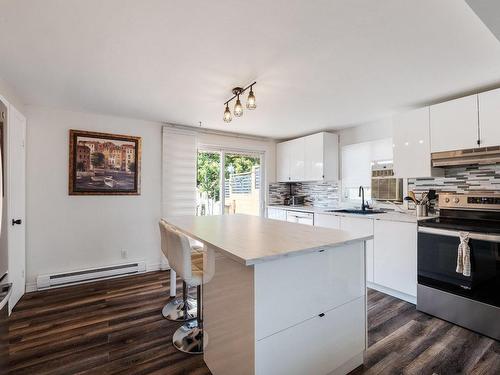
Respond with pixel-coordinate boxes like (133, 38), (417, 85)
(418, 227), (500, 307)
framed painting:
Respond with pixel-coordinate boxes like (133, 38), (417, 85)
(69, 130), (142, 195)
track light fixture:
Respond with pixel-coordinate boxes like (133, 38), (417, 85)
(222, 82), (257, 123)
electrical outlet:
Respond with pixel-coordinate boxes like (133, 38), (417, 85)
(121, 249), (128, 259)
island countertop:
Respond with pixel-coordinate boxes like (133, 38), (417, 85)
(163, 214), (372, 265)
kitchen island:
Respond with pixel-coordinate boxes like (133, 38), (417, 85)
(163, 214), (372, 375)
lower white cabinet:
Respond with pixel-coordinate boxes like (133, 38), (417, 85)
(339, 216), (375, 283)
(373, 220), (417, 297)
(314, 213), (340, 229)
(266, 207), (286, 221)
(254, 242), (364, 340)
(255, 297), (365, 375)
(314, 213), (418, 299)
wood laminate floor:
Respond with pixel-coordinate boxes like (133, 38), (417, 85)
(8, 271), (500, 375)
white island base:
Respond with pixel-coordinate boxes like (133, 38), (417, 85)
(164, 214), (369, 375)
(204, 242), (366, 375)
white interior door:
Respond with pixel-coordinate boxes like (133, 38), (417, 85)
(7, 105), (26, 312)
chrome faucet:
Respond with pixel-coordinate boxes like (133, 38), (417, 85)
(359, 186), (368, 211)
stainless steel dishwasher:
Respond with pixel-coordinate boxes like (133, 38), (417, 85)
(0, 281), (11, 373)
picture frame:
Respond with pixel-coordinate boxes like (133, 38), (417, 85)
(68, 129), (142, 195)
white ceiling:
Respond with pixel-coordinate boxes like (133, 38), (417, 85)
(1, 0), (500, 138)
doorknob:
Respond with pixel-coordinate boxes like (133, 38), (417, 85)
(11, 219), (22, 226)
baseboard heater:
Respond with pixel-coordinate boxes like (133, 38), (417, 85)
(36, 261), (147, 289)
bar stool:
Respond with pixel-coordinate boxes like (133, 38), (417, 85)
(160, 221), (214, 354)
(159, 220), (203, 321)
(172, 238), (215, 354)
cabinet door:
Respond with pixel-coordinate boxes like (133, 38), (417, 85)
(314, 213), (340, 229)
(393, 107), (438, 178)
(373, 220), (417, 297)
(254, 242), (364, 340)
(256, 297), (365, 375)
(478, 88), (500, 147)
(304, 133), (324, 181)
(430, 94), (479, 153)
(340, 216), (374, 283)
(267, 207), (286, 221)
(289, 138), (305, 181)
(276, 142), (290, 182)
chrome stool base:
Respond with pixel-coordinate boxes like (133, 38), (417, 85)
(162, 296), (197, 321)
(172, 320), (205, 354)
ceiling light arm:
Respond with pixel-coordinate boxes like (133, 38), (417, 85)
(224, 81), (257, 106)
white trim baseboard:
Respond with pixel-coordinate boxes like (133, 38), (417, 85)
(367, 282), (416, 304)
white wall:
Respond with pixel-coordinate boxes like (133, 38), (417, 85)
(0, 77), (25, 113)
(337, 117), (394, 202)
(25, 106), (163, 287)
(24, 109), (277, 289)
(338, 117), (393, 147)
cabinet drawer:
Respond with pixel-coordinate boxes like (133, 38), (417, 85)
(340, 216), (373, 237)
(255, 297), (365, 375)
(314, 213), (340, 229)
(254, 242), (364, 340)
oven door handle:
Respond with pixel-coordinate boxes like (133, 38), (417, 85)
(418, 226), (500, 242)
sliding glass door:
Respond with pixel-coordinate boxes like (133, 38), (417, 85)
(196, 151), (221, 216)
(196, 149), (264, 217)
(224, 153), (261, 216)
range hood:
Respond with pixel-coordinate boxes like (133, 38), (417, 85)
(432, 146), (500, 167)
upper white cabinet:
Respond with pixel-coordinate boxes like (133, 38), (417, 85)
(393, 107), (443, 178)
(276, 132), (338, 182)
(289, 137), (305, 181)
(430, 94), (479, 153)
(276, 142), (291, 182)
(478, 88), (500, 148)
(277, 138), (304, 182)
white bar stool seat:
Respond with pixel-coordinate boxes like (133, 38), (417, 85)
(159, 220), (215, 354)
(159, 220), (201, 322)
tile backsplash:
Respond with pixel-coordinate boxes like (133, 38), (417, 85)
(268, 181), (340, 207)
(269, 165), (499, 209)
(408, 164), (500, 195)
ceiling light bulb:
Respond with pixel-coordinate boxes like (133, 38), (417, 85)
(234, 95), (243, 117)
(246, 87), (256, 110)
(223, 104), (232, 123)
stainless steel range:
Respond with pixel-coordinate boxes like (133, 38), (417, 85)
(417, 193), (500, 340)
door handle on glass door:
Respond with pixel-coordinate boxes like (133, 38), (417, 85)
(11, 219), (22, 226)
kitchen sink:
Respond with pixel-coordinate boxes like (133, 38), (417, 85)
(324, 209), (386, 215)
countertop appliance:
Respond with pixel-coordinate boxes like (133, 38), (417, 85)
(286, 210), (314, 226)
(289, 195), (305, 206)
(417, 193), (500, 340)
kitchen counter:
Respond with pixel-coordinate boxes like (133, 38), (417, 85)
(162, 214), (369, 375)
(164, 214), (372, 265)
(268, 204), (435, 223)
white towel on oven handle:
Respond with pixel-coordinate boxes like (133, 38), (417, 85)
(456, 232), (471, 277)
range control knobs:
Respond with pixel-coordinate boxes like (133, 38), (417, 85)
(454, 197), (460, 204)
(445, 197), (450, 203)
